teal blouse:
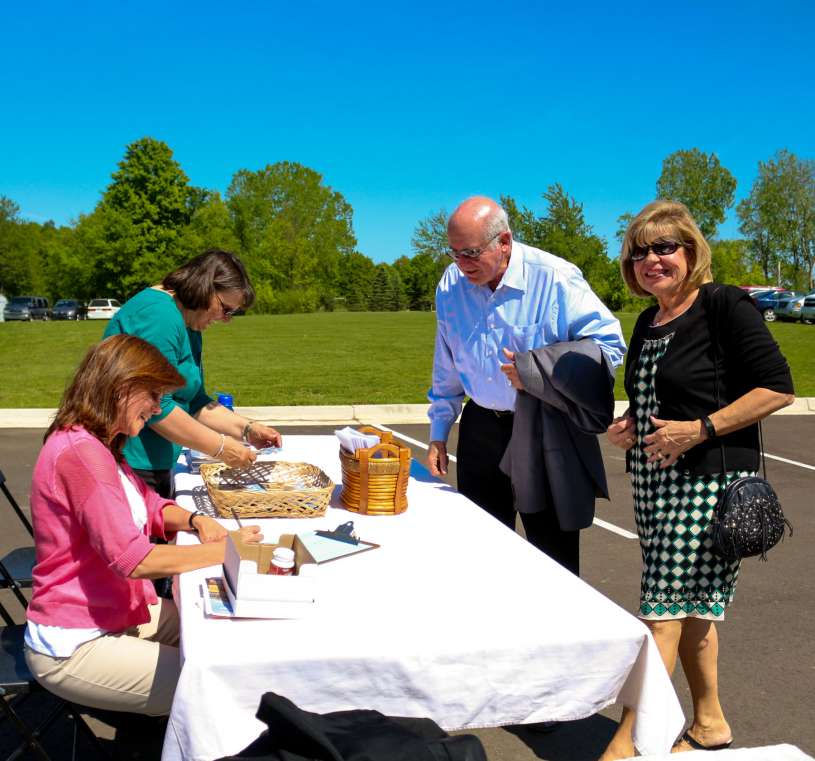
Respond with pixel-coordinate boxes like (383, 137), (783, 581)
(104, 288), (212, 471)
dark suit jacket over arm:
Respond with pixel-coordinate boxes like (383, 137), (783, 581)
(499, 340), (615, 531)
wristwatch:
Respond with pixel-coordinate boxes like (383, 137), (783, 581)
(701, 416), (717, 440)
(188, 510), (206, 531)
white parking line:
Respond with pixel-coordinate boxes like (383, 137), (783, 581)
(378, 424), (637, 539)
(765, 453), (815, 472)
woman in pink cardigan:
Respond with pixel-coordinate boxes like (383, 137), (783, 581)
(24, 334), (262, 716)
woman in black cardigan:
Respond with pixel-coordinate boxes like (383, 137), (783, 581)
(599, 201), (794, 759)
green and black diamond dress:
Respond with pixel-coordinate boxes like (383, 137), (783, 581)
(631, 327), (747, 621)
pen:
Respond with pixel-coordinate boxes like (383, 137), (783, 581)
(230, 507), (243, 528)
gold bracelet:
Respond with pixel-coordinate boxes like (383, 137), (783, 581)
(212, 433), (225, 459)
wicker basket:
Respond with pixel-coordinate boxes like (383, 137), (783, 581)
(200, 460), (334, 519)
(339, 427), (410, 515)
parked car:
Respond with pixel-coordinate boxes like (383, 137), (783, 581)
(3, 295), (51, 321)
(750, 289), (792, 322)
(52, 299), (88, 320)
(774, 291), (808, 322)
(739, 285), (784, 297)
(798, 290), (815, 324)
(86, 298), (122, 320)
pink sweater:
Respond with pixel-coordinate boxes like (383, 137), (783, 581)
(27, 427), (175, 631)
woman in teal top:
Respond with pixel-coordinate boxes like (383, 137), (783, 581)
(105, 249), (282, 497)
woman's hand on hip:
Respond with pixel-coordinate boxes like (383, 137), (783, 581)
(222, 437), (256, 469)
(643, 415), (703, 468)
(607, 413), (636, 450)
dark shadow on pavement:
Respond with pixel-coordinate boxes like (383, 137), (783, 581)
(505, 715), (619, 760)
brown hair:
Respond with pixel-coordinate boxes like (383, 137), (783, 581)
(46, 335), (184, 460)
(619, 200), (713, 297)
(162, 248), (255, 311)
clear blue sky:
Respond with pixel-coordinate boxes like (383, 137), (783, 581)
(2, 1), (813, 262)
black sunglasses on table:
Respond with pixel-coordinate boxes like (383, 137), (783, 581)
(630, 240), (684, 261)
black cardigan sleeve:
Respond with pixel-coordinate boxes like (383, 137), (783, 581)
(719, 291), (795, 396)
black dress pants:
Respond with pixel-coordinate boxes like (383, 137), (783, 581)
(456, 400), (580, 576)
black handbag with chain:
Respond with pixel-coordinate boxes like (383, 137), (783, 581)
(707, 289), (792, 561)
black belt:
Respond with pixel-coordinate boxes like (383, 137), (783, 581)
(492, 409), (514, 418)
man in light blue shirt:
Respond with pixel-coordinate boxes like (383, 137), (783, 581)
(427, 196), (625, 573)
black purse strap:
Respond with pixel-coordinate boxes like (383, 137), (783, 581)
(707, 288), (768, 482)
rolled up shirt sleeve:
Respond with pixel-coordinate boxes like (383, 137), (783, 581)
(557, 269), (626, 369)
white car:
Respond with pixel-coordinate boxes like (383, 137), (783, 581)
(86, 298), (122, 320)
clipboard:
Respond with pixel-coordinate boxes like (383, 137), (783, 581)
(297, 530), (380, 564)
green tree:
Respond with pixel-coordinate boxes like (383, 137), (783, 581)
(501, 186), (629, 310)
(387, 267), (408, 311)
(369, 264), (393, 311)
(100, 137), (204, 294)
(0, 198), (51, 298)
(177, 192), (241, 259)
(709, 239), (763, 285)
(656, 148), (737, 239)
(737, 150), (815, 289)
(227, 162), (356, 303)
(336, 251), (376, 311)
(393, 252), (441, 310)
(410, 209), (449, 264)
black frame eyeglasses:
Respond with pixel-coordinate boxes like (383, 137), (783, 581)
(216, 293), (241, 318)
(630, 240), (684, 261)
(447, 231), (503, 261)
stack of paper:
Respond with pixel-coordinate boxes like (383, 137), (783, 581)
(334, 427), (380, 453)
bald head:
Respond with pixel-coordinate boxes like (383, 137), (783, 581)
(447, 196), (513, 290)
(448, 196), (510, 241)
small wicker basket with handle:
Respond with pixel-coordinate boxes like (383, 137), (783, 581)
(200, 460), (334, 519)
(339, 426), (410, 515)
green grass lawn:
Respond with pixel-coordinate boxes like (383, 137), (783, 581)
(0, 312), (812, 407)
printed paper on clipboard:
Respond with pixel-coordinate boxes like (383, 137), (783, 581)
(297, 531), (379, 564)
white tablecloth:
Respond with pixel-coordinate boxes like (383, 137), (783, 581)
(162, 436), (683, 761)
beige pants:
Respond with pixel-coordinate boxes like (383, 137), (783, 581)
(25, 598), (181, 716)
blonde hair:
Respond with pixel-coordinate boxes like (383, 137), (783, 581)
(619, 200), (712, 298)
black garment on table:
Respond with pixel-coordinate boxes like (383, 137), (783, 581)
(133, 467), (174, 599)
(623, 284), (794, 477)
(215, 692), (487, 761)
(457, 400), (580, 575)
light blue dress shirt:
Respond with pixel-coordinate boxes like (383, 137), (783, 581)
(428, 240), (626, 442)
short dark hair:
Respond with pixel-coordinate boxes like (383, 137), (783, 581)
(162, 249), (255, 311)
(46, 335), (184, 460)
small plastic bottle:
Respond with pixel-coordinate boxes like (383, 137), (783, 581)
(269, 546), (295, 576)
(217, 392), (234, 410)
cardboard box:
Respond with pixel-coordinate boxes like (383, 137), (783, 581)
(221, 532), (318, 618)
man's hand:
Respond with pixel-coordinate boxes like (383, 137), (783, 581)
(607, 413), (636, 451)
(427, 440), (449, 477)
(499, 347), (524, 390)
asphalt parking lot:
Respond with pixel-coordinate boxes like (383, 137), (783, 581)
(1, 416), (812, 760)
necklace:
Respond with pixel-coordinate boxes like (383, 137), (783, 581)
(650, 295), (696, 327)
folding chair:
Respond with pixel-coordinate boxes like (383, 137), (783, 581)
(0, 469), (36, 607)
(0, 561), (110, 760)
(0, 470), (33, 538)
